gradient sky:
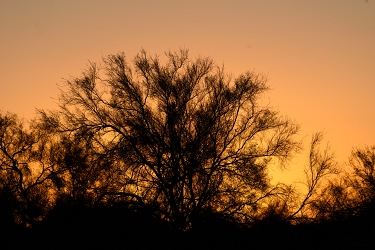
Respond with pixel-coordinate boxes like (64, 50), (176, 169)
(1, 0), (374, 183)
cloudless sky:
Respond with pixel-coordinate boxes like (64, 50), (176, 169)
(1, 0), (374, 183)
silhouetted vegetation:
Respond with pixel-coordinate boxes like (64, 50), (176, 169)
(1, 49), (375, 249)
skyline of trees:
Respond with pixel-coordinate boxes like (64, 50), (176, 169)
(1, 49), (374, 248)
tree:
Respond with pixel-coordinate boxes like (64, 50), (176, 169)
(40, 49), (300, 231)
(288, 132), (339, 222)
(0, 112), (62, 227)
(349, 146), (375, 202)
(302, 145), (375, 223)
(249, 132), (340, 225)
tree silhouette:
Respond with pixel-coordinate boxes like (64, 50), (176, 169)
(39, 49), (301, 231)
(306, 145), (375, 223)
(296, 146), (375, 249)
(0, 112), (62, 227)
(2, 49), (375, 248)
(350, 146), (375, 202)
(288, 132), (339, 222)
(50, 134), (120, 207)
(246, 132), (340, 225)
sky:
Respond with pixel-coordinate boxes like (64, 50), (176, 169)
(1, 0), (374, 183)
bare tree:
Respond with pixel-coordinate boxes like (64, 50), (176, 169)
(349, 146), (375, 201)
(40, 49), (301, 231)
(0, 112), (63, 227)
(285, 132), (339, 222)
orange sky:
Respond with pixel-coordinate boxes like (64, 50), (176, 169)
(1, 0), (374, 183)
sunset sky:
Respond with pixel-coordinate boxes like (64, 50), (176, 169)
(1, 0), (374, 182)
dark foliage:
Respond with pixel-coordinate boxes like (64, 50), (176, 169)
(1, 50), (375, 249)
(38, 49), (300, 231)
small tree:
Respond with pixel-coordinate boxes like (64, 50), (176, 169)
(350, 146), (375, 201)
(40, 49), (300, 231)
(298, 145), (375, 223)
(288, 132), (339, 222)
(0, 112), (62, 227)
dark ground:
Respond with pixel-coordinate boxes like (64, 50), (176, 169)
(1, 205), (375, 250)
